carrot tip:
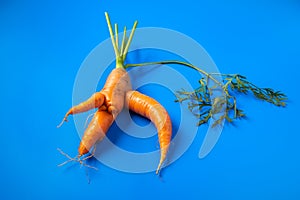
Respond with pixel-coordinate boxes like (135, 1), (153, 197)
(156, 164), (162, 175)
(156, 168), (162, 176)
(57, 117), (68, 128)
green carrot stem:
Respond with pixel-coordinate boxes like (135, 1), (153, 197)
(122, 21), (138, 61)
(105, 12), (120, 59)
(125, 60), (223, 87)
(120, 26), (127, 56)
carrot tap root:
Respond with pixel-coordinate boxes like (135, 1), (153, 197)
(57, 92), (106, 128)
(77, 110), (114, 156)
(156, 146), (169, 174)
(126, 91), (172, 174)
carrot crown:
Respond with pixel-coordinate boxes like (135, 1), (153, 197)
(105, 12), (138, 69)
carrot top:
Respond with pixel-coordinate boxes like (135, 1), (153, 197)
(124, 60), (287, 127)
(104, 12), (138, 69)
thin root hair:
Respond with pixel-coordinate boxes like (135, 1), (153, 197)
(57, 148), (98, 170)
(57, 117), (68, 128)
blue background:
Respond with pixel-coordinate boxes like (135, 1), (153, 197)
(1, 0), (300, 199)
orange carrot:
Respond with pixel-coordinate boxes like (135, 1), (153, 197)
(126, 90), (172, 174)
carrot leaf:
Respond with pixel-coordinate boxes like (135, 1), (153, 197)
(175, 73), (287, 126)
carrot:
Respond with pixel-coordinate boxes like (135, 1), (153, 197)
(59, 13), (172, 174)
(126, 90), (172, 174)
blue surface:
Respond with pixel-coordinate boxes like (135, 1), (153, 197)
(1, 0), (300, 199)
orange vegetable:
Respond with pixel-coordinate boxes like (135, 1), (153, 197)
(58, 13), (174, 175)
(126, 90), (172, 174)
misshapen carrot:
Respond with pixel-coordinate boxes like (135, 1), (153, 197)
(126, 91), (172, 174)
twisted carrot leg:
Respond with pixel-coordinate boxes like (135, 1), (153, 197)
(126, 91), (172, 174)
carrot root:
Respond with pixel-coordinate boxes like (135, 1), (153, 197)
(57, 117), (69, 128)
(156, 146), (169, 174)
(57, 148), (98, 170)
(57, 92), (105, 128)
(126, 91), (172, 174)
